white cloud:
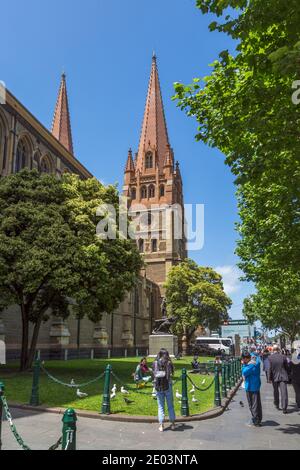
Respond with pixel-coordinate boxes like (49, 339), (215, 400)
(215, 265), (242, 295)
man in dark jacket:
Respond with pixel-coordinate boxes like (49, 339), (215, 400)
(268, 345), (289, 413)
(289, 351), (300, 410)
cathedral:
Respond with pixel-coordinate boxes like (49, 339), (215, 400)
(0, 56), (186, 361)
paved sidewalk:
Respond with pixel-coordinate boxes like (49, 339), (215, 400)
(2, 377), (299, 450)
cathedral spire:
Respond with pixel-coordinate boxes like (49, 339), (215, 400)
(136, 55), (170, 173)
(125, 148), (135, 173)
(51, 73), (74, 154)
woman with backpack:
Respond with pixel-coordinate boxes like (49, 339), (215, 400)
(153, 348), (176, 432)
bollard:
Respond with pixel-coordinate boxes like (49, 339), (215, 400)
(181, 368), (189, 417)
(62, 408), (77, 450)
(101, 364), (112, 414)
(230, 359), (235, 388)
(30, 354), (40, 406)
(214, 366), (221, 407)
(225, 362), (230, 391)
(0, 382), (4, 451)
(221, 364), (227, 398)
(233, 358), (237, 383)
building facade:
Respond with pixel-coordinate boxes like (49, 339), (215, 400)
(0, 57), (184, 361)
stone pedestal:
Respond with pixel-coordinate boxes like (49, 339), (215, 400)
(93, 315), (109, 347)
(148, 335), (178, 358)
(49, 318), (70, 346)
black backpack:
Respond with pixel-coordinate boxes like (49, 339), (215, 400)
(154, 360), (169, 392)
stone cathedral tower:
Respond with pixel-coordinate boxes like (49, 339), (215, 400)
(123, 55), (187, 295)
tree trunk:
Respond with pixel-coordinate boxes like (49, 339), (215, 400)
(20, 304), (29, 372)
(26, 314), (44, 369)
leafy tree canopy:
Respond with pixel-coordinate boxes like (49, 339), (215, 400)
(0, 170), (142, 369)
(173, 1), (300, 337)
(164, 259), (232, 341)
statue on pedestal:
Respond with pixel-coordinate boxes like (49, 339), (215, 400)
(152, 297), (178, 335)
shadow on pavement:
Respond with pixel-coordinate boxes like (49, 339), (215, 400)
(165, 424), (194, 432)
(261, 420), (280, 427)
(276, 424), (300, 435)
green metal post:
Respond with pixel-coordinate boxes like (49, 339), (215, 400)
(233, 359), (237, 383)
(181, 368), (189, 417)
(62, 408), (77, 450)
(30, 354), (40, 406)
(214, 366), (221, 407)
(225, 362), (230, 391)
(221, 364), (227, 398)
(0, 382), (4, 451)
(101, 364), (111, 414)
(230, 359), (234, 388)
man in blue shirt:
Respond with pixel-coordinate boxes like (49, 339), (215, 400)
(242, 352), (262, 427)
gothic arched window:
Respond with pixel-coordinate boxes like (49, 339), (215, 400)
(16, 139), (30, 172)
(148, 185), (155, 198)
(141, 186), (147, 199)
(151, 239), (158, 252)
(138, 239), (144, 253)
(40, 156), (53, 174)
(145, 152), (153, 169)
(160, 185), (165, 197)
(131, 187), (136, 200)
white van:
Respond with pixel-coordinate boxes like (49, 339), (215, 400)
(195, 337), (233, 355)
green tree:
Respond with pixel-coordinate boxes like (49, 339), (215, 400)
(243, 272), (300, 346)
(0, 170), (142, 370)
(173, 1), (300, 332)
(164, 259), (232, 353)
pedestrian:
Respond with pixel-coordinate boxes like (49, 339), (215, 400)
(241, 352), (263, 427)
(153, 348), (176, 432)
(262, 348), (270, 381)
(134, 357), (153, 386)
(268, 345), (289, 414)
(289, 350), (300, 410)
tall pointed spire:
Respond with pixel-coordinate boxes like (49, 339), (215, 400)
(51, 73), (74, 154)
(136, 55), (170, 173)
(125, 148), (135, 173)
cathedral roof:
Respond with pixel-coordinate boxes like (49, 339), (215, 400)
(136, 55), (170, 173)
(51, 73), (74, 154)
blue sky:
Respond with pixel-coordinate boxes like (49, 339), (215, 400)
(1, 0), (255, 319)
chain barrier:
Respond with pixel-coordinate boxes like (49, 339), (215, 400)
(48, 436), (63, 451)
(187, 374), (215, 392)
(40, 363), (105, 389)
(1, 394), (65, 451)
(1, 395), (31, 450)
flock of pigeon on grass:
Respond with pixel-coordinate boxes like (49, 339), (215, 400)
(73, 377), (208, 406)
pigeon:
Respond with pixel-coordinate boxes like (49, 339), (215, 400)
(123, 397), (134, 405)
(121, 386), (129, 395)
(111, 384), (117, 394)
(189, 386), (195, 394)
(70, 379), (76, 387)
(176, 390), (182, 400)
(110, 391), (116, 400)
(192, 396), (199, 403)
(76, 389), (88, 399)
(239, 401), (244, 408)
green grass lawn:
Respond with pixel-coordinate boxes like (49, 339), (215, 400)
(0, 357), (216, 417)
